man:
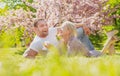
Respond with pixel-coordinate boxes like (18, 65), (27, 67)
(23, 19), (58, 58)
(23, 19), (95, 58)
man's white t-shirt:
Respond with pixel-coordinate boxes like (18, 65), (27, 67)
(23, 27), (58, 56)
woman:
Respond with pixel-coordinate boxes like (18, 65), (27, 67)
(57, 21), (101, 57)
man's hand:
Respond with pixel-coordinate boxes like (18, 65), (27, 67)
(44, 41), (53, 49)
(24, 49), (38, 58)
(82, 26), (91, 35)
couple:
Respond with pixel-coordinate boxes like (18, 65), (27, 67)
(23, 19), (101, 58)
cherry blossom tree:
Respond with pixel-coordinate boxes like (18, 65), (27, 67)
(23, 0), (120, 33)
(0, 0), (120, 46)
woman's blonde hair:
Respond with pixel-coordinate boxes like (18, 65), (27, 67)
(60, 21), (77, 37)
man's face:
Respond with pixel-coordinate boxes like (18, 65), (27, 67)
(35, 21), (48, 37)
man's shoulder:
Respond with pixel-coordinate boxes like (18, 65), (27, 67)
(49, 27), (57, 32)
(30, 36), (43, 46)
(29, 39), (44, 52)
(31, 38), (43, 46)
(33, 35), (41, 41)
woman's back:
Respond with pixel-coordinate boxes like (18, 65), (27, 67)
(67, 37), (91, 57)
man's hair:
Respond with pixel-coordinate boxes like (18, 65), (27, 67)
(33, 19), (45, 27)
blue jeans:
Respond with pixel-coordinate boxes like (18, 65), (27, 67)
(76, 28), (95, 51)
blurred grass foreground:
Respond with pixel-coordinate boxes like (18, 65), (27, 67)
(0, 0), (120, 76)
(0, 48), (120, 76)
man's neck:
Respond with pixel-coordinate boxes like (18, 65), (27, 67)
(37, 35), (47, 38)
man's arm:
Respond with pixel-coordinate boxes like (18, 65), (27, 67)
(24, 49), (38, 58)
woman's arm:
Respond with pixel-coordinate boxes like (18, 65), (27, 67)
(74, 23), (84, 28)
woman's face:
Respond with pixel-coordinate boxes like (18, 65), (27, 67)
(57, 27), (70, 42)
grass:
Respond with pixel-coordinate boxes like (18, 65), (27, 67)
(0, 48), (120, 76)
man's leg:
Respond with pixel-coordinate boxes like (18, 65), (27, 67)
(76, 28), (95, 51)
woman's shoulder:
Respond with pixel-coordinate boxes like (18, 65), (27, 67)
(70, 37), (79, 43)
(68, 37), (80, 46)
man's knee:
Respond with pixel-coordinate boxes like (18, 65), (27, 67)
(77, 27), (84, 39)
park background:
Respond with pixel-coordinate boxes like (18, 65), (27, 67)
(0, 0), (120, 76)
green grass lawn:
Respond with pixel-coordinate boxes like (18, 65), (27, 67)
(0, 48), (120, 76)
